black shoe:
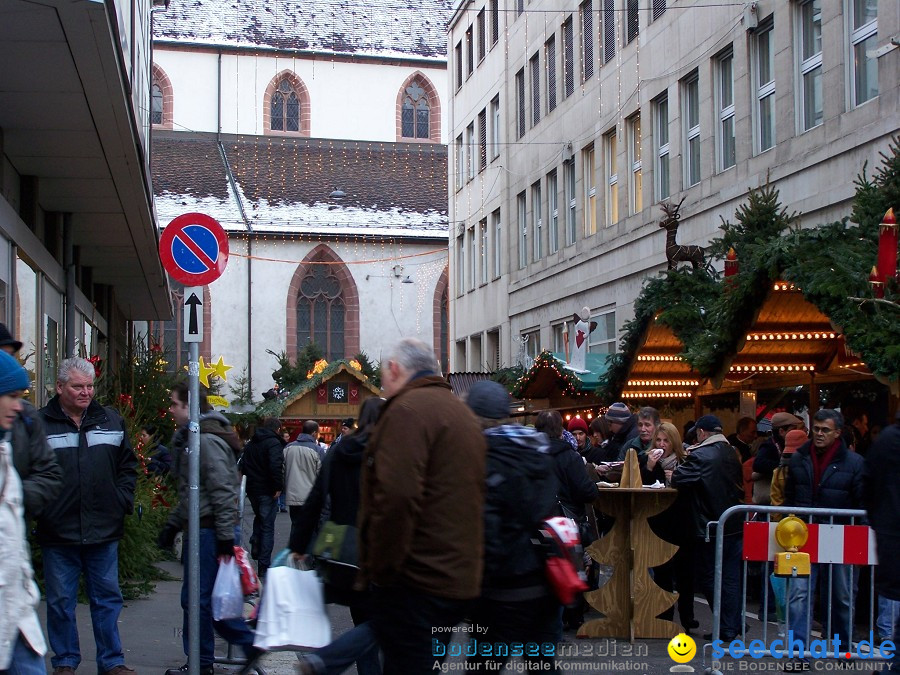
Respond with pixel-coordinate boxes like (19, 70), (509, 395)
(684, 619), (700, 629)
(238, 648), (264, 675)
(165, 664), (213, 675)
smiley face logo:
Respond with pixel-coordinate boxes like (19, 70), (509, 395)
(667, 633), (696, 663)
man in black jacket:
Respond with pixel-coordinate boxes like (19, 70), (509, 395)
(0, 323), (62, 520)
(241, 417), (284, 578)
(785, 409), (863, 657)
(38, 357), (137, 675)
(672, 415), (743, 641)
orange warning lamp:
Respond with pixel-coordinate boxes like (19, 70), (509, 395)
(774, 516), (811, 577)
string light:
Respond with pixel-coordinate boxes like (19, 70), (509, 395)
(622, 391), (692, 398)
(746, 332), (837, 341)
(729, 364), (815, 373)
(636, 354), (683, 361)
(627, 379), (699, 387)
(772, 282), (798, 291)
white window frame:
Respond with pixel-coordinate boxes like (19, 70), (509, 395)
(716, 49), (736, 172)
(480, 218), (488, 284)
(466, 122), (476, 180)
(584, 145), (597, 236)
(588, 308), (617, 354)
(532, 181), (543, 262)
(456, 233), (465, 295)
(548, 170), (559, 254)
(564, 159), (577, 245)
(604, 129), (618, 226)
(551, 322), (567, 353)
(530, 52), (542, 127)
(682, 74), (701, 188)
(752, 19), (776, 154)
(490, 96), (501, 160)
(491, 208), (501, 279)
(455, 134), (464, 191)
(517, 192), (527, 269)
(523, 329), (541, 359)
(848, 0), (878, 107)
(468, 225), (476, 290)
(628, 116), (642, 215)
(797, 0), (823, 132)
(654, 95), (670, 202)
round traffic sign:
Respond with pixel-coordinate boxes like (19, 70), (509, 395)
(159, 213), (229, 285)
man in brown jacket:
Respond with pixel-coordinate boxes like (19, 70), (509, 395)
(358, 338), (486, 674)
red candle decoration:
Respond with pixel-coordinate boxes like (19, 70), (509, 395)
(724, 247), (739, 277)
(869, 266), (884, 299)
(876, 207), (897, 285)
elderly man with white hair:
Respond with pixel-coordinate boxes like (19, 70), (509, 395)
(37, 358), (137, 675)
(357, 338), (486, 675)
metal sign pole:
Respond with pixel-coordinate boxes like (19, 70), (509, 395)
(188, 341), (200, 675)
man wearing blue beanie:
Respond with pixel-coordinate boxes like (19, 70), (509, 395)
(0, 349), (49, 673)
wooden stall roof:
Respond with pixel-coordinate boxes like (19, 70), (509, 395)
(620, 321), (704, 402)
(512, 351), (611, 405)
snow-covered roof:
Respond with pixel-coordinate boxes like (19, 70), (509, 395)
(153, 0), (454, 61)
(151, 132), (449, 238)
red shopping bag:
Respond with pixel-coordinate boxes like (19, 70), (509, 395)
(234, 546), (260, 595)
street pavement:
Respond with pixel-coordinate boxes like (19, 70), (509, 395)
(36, 509), (881, 674)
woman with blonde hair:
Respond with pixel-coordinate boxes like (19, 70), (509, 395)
(649, 422), (686, 486)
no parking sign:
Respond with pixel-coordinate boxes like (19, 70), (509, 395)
(159, 213), (229, 286)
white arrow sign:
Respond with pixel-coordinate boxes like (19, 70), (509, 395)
(183, 286), (203, 343)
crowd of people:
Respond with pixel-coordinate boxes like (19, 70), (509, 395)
(2, 325), (900, 675)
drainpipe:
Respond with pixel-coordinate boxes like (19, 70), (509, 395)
(215, 49), (255, 397)
(63, 213), (76, 358)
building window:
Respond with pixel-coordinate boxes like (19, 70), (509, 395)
(490, 0), (500, 46)
(456, 234), (465, 295)
(603, 0), (616, 63)
(548, 169), (559, 254)
(583, 145), (597, 236)
(469, 225), (477, 290)
(798, 0), (823, 131)
(466, 25), (474, 76)
(516, 68), (526, 139)
(682, 72), (700, 187)
(564, 159), (577, 245)
(626, 0), (639, 44)
(850, 0), (878, 107)
(151, 65), (173, 129)
(486, 328), (501, 370)
(530, 52), (541, 127)
(296, 265), (345, 360)
(466, 122), (476, 180)
(532, 180), (543, 262)
(753, 19), (776, 153)
(271, 79), (300, 132)
(546, 36), (558, 113)
(492, 208), (502, 278)
(478, 109), (487, 172)
(552, 322), (566, 353)
(716, 49), (736, 171)
(400, 80), (431, 140)
(581, 0), (594, 81)
(455, 41), (463, 90)
(652, 0), (666, 21)
(517, 192), (528, 269)
(264, 71), (310, 136)
(628, 115), (642, 215)
(491, 96), (501, 159)
(563, 17), (575, 99)
(589, 309), (616, 353)
(437, 273), (450, 373)
(604, 129), (618, 226)
(654, 95), (670, 201)
(477, 9), (486, 62)
(523, 329), (541, 360)
(455, 134), (464, 190)
(480, 218), (488, 284)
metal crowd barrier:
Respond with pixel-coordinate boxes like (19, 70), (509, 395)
(704, 504), (886, 674)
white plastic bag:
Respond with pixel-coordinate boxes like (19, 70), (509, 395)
(253, 562), (331, 650)
(211, 557), (244, 621)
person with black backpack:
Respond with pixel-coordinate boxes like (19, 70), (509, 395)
(465, 381), (561, 673)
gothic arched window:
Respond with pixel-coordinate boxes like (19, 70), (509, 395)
(297, 265), (345, 359)
(271, 79), (301, 132)
(402, 81), (430, 139)
(151, 83), (164, 125)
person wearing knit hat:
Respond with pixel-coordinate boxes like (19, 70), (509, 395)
(0, 349), (48, 673)
(567, 416), (595, 461)
(602, 402), (639, 464)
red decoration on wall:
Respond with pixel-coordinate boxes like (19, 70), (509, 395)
(349, 383), (359, 404)
(316, 386), (327, 404)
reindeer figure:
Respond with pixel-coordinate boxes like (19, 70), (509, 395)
(659, 198), (705, 269)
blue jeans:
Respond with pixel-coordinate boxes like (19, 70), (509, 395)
(0, 633), (47, 675)
(787, 563), (852, 654)
(305, 622), (380, 675)
(697, 535), (743, 638)
(877, 595), (900, 638)
(43, 542), (124, 672)
(181, 528), (256, 667)
(248, 494), (278, 576)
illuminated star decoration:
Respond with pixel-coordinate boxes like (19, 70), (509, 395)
(198, 356), (217, 388)
(211, 356), (233, 382)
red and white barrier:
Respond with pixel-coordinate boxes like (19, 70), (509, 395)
(742, 521), (877, 565)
